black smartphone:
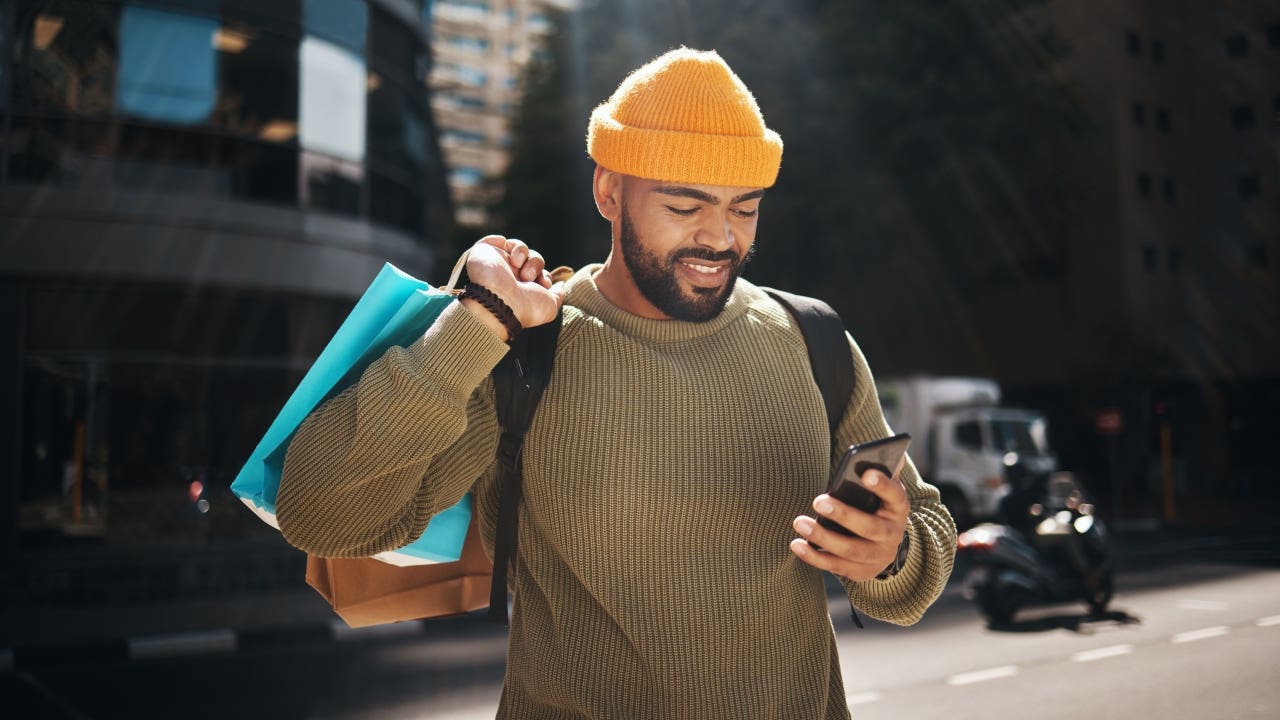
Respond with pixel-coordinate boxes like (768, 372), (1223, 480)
(816, 433), (912, 540)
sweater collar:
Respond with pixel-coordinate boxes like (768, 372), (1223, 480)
(565, 263), (754, 343)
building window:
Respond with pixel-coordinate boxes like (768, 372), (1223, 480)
(1126, 31), (1141, 57)
(1143, 245), (1158, 271)
(116, 6), (219, 125)
(1238, 174), (1261, 199)
(449, 166), (485, 187)
(448, 35), (489, 53)
(444, 129), (486, 144)
(1137, 172), (1152, 196)
(1156, 107), (1171, 133)
(1132, 102), (1147, 126)
(1232, 104), (1256, 129)
(1225, 33), (1249, 57)
(1162, 177), (1177, 204)
(1151, 38), (1165, 63)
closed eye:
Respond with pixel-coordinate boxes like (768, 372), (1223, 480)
(732, 208), (759, 219)
(665, 206), (698, 217)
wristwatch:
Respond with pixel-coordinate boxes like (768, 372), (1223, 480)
(875, 529), (911, 580)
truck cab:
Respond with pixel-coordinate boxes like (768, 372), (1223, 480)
(879, 377), (1056, 530)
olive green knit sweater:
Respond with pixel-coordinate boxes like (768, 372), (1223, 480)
(277, 266), (956, 719)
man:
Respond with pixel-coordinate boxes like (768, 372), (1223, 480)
(278, 47), (955, 719)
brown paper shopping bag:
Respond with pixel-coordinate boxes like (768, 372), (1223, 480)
(305, 514), (493, 628)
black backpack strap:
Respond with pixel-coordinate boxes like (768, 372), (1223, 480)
(765, 288), (866, 629)
(762, 288), (855, 442)
(488, 310), (562, 625)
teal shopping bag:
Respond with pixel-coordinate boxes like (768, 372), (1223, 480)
(231, 261), (472, 565)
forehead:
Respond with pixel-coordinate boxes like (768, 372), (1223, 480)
(625, 176), (765, 204)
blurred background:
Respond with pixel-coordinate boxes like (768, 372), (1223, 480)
(0, 0), (1277, 716)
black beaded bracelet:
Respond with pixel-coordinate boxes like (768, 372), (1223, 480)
(461, 283), (522, 340)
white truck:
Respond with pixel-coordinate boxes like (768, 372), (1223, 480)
(877, 376), (1056, 529)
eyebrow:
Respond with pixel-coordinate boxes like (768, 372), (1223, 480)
(652, 186), (766, 205)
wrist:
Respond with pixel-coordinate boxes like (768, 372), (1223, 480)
(460, 284), (522, 342)
(876, 529), (910, 580)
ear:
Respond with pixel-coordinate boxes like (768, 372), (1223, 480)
(592, 165), (623, 222)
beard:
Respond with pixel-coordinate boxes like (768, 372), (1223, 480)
(619, 207), (754, 322)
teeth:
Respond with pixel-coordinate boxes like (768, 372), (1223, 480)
(682, 262), (721, 275)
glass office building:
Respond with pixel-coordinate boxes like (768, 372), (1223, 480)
(0, 0), (452, 641)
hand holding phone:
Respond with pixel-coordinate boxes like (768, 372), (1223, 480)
(816, 433), (912, 540)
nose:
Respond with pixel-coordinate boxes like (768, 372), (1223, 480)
(694, 211), (735, 251)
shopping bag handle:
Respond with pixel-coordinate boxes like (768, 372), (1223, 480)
(443, 248), (471, 294)
(441, 247), (573, 295)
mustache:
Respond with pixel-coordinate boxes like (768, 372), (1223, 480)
(670, 245), (756, 266)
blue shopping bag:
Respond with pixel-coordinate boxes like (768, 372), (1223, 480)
(231, 261), (472, 566)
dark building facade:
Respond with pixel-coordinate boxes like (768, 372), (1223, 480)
(1, 0), (453, 644)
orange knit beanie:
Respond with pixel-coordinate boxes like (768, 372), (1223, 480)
(587, 47), (783, 188)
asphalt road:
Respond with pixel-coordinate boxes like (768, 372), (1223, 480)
(4, 531), (1278, 719)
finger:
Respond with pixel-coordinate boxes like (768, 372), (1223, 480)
(519, 249), (547, 283)
(861, 469), (910, 516)
(477, 234), (508, 250)
(812, 493), (890, 543)
(792, 515), (863, 559)
(789, 537), (880, 580)
(506, 238), (529, 270)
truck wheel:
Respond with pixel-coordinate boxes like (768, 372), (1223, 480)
(941, 487), (973, 531)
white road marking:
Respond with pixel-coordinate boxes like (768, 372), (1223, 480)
(947, 665), (1019, 686)
(1178, 599), (1228, 611)
(1072, 644), (1134, 663)
(1257, 615), (1280, 627)
(846, 691), (882, 706)
(1172, 626), (1231, 644)
(128, 629), (237, 659)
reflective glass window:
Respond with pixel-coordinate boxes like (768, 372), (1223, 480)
(299, 36), (366, 162)
(990, 419), (1046, 455)
(301, 150), (362, 216)
(116, 5), (219, 124)
(211, 19), (300, 142)
(19, 283), (353, 549)
(11, 0), (120, 116)
(303, 0), (365, 55)
(369, 4), (423, 85)
(370, 171), (424, 235)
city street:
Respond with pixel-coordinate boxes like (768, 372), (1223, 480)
(4, 532), (1278, 719)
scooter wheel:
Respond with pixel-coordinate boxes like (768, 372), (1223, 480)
(977, 589), (1016, 626)
(1086, 569), (1115, 616)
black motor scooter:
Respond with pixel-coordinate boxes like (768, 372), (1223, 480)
(957, 462), (1114, 625)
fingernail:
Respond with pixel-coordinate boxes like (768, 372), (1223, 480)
(794, 518), (813, 537)
(864, 474), (880, 487)
(792, 540), (809, 556)
(815, 499), (835, 514)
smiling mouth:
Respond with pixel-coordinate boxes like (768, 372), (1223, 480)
(678, 260), (729, 287)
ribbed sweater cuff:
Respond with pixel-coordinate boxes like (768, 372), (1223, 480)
(405, 301), (511, 393)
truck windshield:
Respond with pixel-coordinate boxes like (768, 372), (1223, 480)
(990, 418), (1048, 455)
